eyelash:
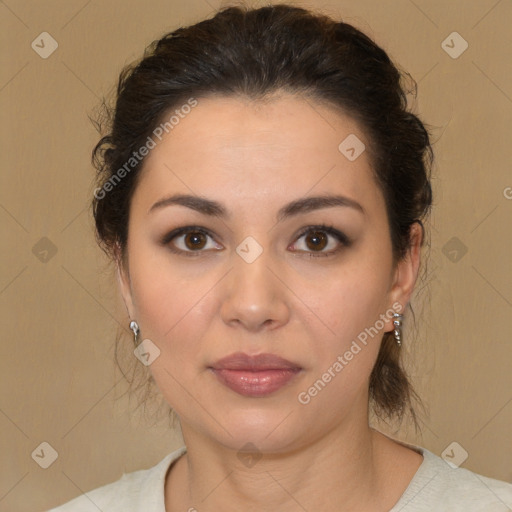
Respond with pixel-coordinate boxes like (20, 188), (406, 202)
(293, 224), (351, 258)
(161, 224), (351, 258)
(161, 226), (218, 258)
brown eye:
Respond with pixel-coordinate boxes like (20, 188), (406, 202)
(184, 231), (207, 250)
(305, 231), (328, 251)
(289, 225), (351, 257)
(162, 226), (223, 255)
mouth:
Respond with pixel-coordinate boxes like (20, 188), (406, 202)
(209, 352), (303, 397)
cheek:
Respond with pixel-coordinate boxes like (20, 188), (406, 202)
(127, 254), (222, 414)
(289, 274), (391, 413)
(289, 256), (393, 401)
(126, 244), (222, 357)
(129, 257), (219, 349)
(128, 235), (392, 355)
(295, 253), (392, 339)
(124, 223), (394, 419)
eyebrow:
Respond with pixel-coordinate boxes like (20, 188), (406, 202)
(149, 193), (365, 221)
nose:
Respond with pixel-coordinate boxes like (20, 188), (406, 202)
(219, 245), (290, 333)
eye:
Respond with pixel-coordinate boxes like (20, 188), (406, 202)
(162, 226), (223, 255)
(289, 225), (351, 257)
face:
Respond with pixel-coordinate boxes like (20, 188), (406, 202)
(118, 94), (420, 453)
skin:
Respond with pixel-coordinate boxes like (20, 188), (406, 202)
(118, 94), (424, 512)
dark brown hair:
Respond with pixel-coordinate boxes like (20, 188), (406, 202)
(92, 4), (432, 425)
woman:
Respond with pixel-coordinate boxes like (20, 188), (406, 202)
(50, 4), (512, 511)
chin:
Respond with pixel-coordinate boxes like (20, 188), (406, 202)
(187, 399), (312, 454)
(220, 424), (300, 455)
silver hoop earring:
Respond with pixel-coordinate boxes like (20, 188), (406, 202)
(129, 320), (140, 346)
(392, 313), (403, 347)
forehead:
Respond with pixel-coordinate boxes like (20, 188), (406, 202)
(132, 94), (383, 217)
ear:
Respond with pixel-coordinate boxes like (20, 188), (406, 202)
(116, 255), (136, 320)
(386, 222), (423, 327)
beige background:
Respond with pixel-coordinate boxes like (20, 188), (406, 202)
(1, 0), (511, 510)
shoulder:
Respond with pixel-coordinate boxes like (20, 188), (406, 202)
(392, 446), (512, 512)
(47, 446), (187, 512)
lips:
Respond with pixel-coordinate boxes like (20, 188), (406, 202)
(212, 352), (301, 371)
(209, 352), (302, 397)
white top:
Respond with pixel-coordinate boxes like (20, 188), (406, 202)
(48, 444), (512, 511)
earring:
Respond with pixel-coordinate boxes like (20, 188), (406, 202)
(392, 313), (403, 347)
(129, 320), (140, 346)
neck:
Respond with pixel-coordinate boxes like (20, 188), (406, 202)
(166, 415), (407, 512)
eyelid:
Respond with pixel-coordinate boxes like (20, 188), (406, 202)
(294, 224), (352, 246)
(160, 225), (216, 246)
(161, 224), (351, 257)
(289, 224), (352, 257)
(160, 226), (223, 256)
